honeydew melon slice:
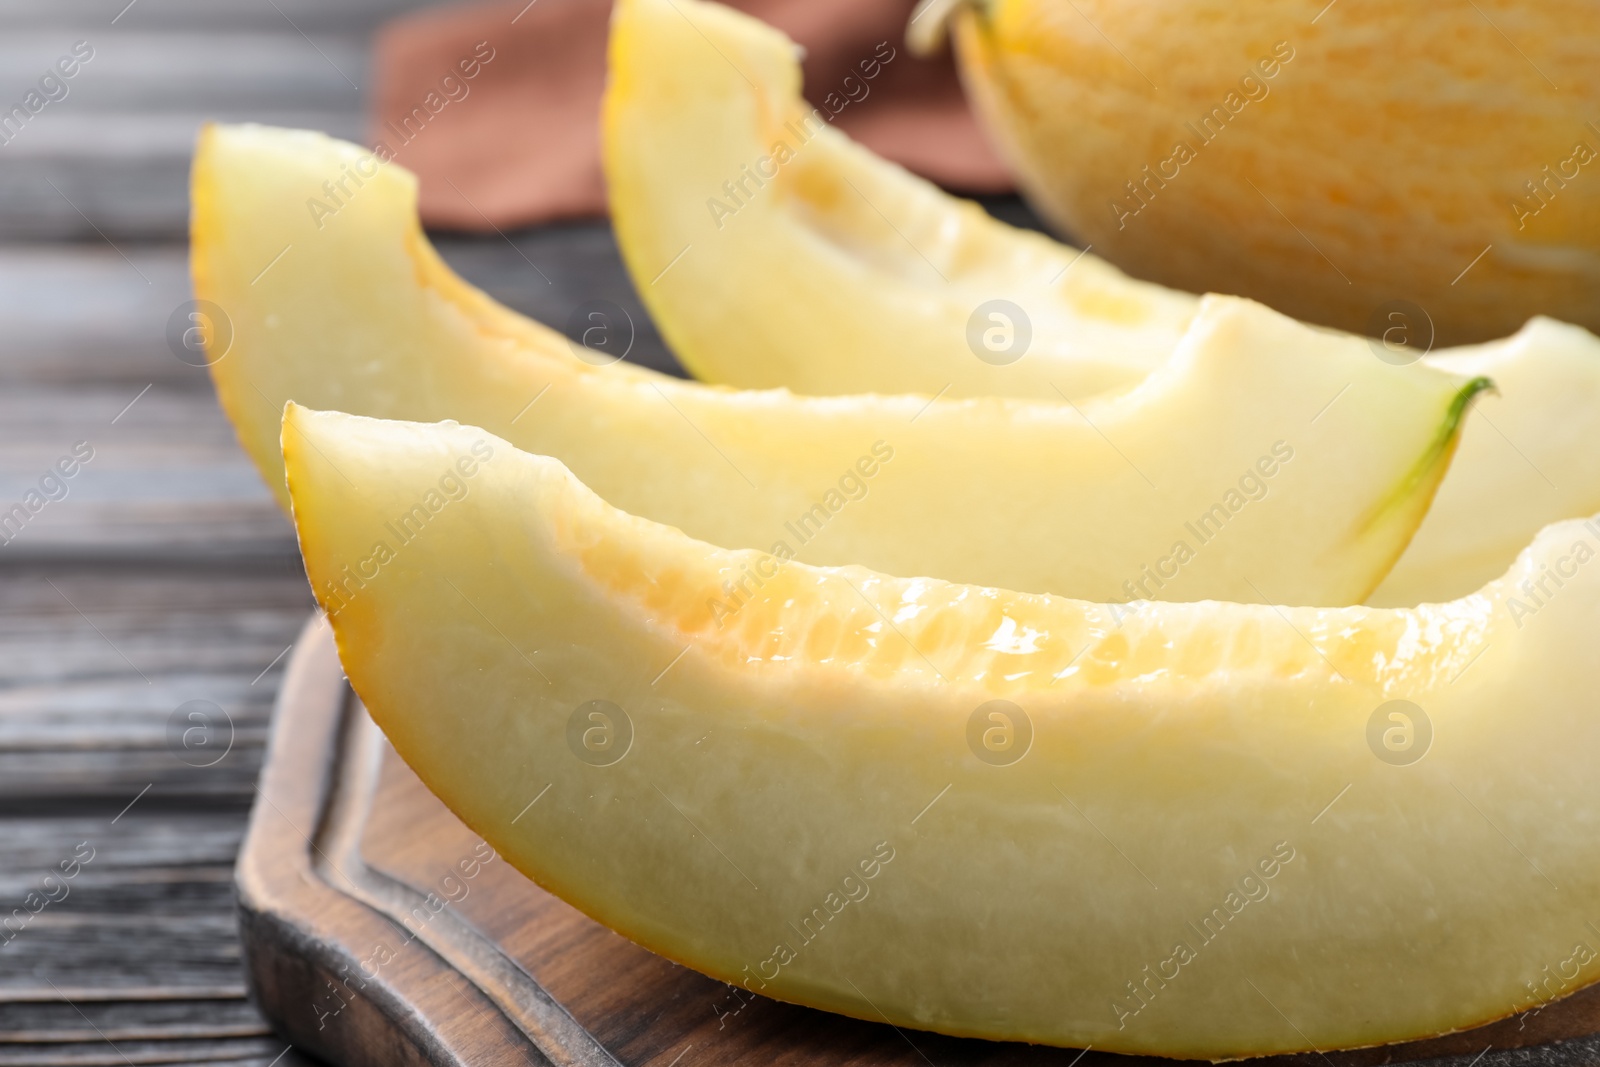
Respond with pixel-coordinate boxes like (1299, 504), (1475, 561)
(1372, 316), (1600, 604)
(284, 402), (1600, 1060)
(193, 123), (1484, 606)
(604, 0), (1600, 607)
(602, 0), (1197, 402)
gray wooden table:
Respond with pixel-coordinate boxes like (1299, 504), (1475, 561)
(0, 2), (680, 1063)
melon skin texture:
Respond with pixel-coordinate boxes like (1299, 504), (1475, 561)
(193, 123), (1483, 607)
(285, 404), (1600, 1060)
(601, 0), (1600, 607)
(602, 0), (1196, 402)
(951, 0), (1600, 346)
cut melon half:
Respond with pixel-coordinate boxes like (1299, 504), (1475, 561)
(285, 403), (1600, 1060)
(603, 0), (1600, 607)
(601, 0), (1198, 402)
(193, 123), (1485, 606)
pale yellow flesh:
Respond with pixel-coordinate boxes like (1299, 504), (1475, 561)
(286, 404), (1600, 1059)
(602, 0), (1600, 608)
(1374, 317), (1600, 604)
(602, 0), (1196, 403)
(194, 123), (1477, 606)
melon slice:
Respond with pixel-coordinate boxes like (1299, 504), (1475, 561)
(601, 0), (1197, 402)
(602, 0), (1600, 607)
(193, 123), (1484, 606)
(285, 403), (1600, 1060)
(1372, 316), (1600, 604)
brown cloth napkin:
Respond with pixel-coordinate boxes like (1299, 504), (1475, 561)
(369, 0), (1013, 231)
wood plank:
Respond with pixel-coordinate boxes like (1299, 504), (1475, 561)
(0, 0), (436, 32)
(0, 811), (252, 1005)
(0, 0), (432, 242)
(0, 384), (294, 562)
(0, 568), (309, 686)
(0, 865), (237, 919)
(0, 675), (275, 746)
(0, 588), (303, 1025)
(0, 996), (268, 1044)
(0, 246), (195, 387)
(0, 676), (273, 802)
(0, 1035), (295, 1066)
(0, 810), (240, 874)
(0, 568), (309, 798)
(0, 34), (368, 111)
(1, 916), (247, 997)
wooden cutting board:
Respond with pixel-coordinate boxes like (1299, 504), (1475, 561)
(236, 616), (1600, 1067)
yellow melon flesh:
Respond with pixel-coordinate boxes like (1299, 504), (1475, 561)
(602, 0), (1196, 402)
(951, 0), (1600, 345)
(193, 123), (1483, 606)
(1374, 316), (1600, 604)
(285, 403), (1600, 1059)
(601, 0), (1600, 607)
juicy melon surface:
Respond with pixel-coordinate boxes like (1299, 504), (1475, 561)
(602, 0), (1600, 608)
(286, 404), (1600, 1060)
(1370, 317), (1600, 604)
(602, 0), (1196, 402)
(194, 123), (1481, 606)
